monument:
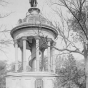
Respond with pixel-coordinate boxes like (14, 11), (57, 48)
(6, 0), (58, 88)
(29, 0), (37, 7)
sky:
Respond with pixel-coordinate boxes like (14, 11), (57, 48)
(0, 0), (61, 64)
(0, 0), (84, 64)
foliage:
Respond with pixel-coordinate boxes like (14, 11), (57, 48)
(10, 61), (32, 72)
(0, 60), (7, 88)
(10, 61), (23, 72)
(55, 54), (85, 88)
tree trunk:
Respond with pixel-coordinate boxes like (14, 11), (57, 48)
(84, 43), (88, 88)
(85, 57), (88, 88)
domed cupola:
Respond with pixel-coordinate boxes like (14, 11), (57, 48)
(6, 1), (58, 88)
(10, 0), (59, 72)
(11, 7), (58, 39)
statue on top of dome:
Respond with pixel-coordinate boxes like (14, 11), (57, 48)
(29, 0), (37, 7)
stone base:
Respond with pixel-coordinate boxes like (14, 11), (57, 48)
(28, 7), (40, 14)
(6, 72), (57, 88)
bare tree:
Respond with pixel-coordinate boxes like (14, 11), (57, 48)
(47, 0), (88, 88)
(0, 0), (12, 53)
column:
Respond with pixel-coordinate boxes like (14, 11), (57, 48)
(22, 37), (27, 72)
(41, 49), (45, 71)
(20, 48), (23, 70)
(50, 47), (53, 72)
(31, 39), (36, 71)
(35, 37), (40, 71)
(52, 42), (56, 73)
(14, 39), (18, 72)
(47, 38), (51, 72)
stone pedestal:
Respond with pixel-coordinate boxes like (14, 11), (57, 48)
(6, 72), (57, 88)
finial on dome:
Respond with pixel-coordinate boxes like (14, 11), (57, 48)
(28, 0), (40, 14)
(29, 0), (37, 7)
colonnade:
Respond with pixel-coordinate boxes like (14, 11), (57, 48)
(14, 37), (56, 73)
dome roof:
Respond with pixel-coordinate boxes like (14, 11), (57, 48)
(11, 8), (58, 38)
(18, 8), (55, 28)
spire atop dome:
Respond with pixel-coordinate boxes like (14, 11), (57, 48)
(29, 0), (38, 7)
(28, 0), (40, 14)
